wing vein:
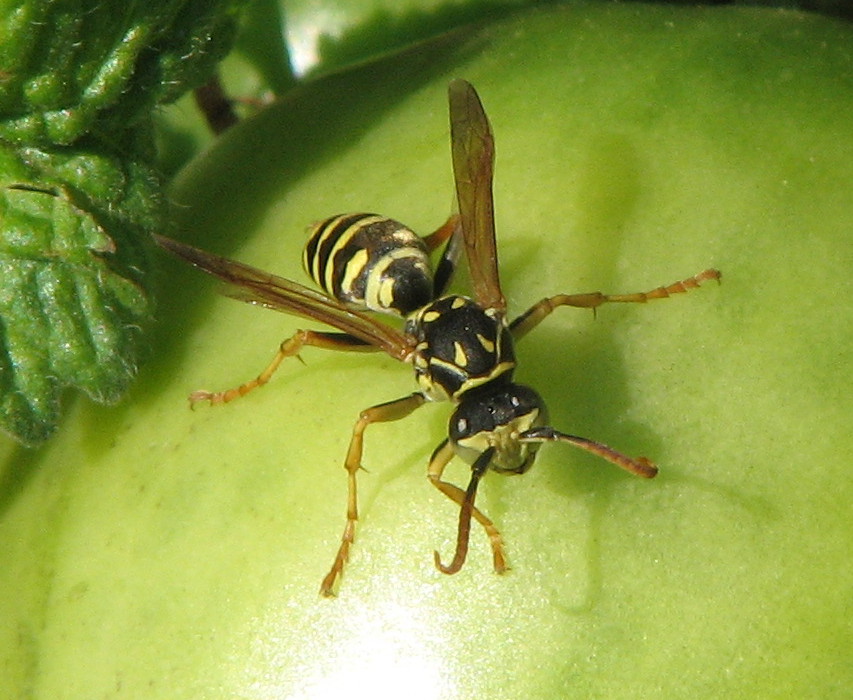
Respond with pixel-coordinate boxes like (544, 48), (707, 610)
(154, 235), (413, 361)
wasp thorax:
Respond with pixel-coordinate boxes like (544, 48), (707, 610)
(406, 295), (516, 402)
(449, 383), (548, 474)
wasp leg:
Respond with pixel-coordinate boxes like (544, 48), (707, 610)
(433, 446), (494, 575)
(509, 268), (721, 340)
(427, 440), (508, 574)
(422, 213), (461, 252)
(320, 392), (427, 596)
(423, 213), (463, 299)
(190, 331), (377, 406)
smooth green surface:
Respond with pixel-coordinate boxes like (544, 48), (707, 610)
(2, 3), (852, 697)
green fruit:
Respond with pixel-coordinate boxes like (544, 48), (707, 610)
(2, 4), (850, 697)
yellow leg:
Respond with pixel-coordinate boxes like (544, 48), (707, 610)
(320, 392), (427, 596)
(421, 213), (461, 252)
(427, 440), (508, 574)
(190, 329), (378, 406)
(510, 268), (721, 340)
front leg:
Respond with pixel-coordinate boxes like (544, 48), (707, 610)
(320, 392), (427, 596)
(427, 440), (508, 574)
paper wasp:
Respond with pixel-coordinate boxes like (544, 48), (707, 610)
(156, 79), (720, 595)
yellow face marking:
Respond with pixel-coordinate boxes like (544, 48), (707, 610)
(455, 407), (541, 473)
(455, 427), (491, 455)
(421, 310), (441, 323)
(451, 296), (467, 309)
(453, 341), (467, 367)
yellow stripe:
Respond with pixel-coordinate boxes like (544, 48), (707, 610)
(452, 361), (515, 399)
(453, 341), (467, 367)
(306, 215), (345, 284)
(364, 246), (427, 312)
(476, 333), (495, 353)
(340, 248), (369, 297)
(323, 215), (383, 294)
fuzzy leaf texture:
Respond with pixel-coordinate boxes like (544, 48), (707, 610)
(0, 143), (162, 445)
(0, 0), (248, 444)
(0, 0), (246, 144)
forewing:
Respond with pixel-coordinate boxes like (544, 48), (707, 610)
(154, 235), (413, 361)
(448, 79), (506, 313)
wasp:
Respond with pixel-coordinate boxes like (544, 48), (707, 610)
(156, 80), (720, 596)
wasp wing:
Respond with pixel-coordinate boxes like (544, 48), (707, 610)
(155, 235), (414, 361)
(448, 79), (506, 314)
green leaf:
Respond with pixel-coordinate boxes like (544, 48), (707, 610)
(0, 0), (248, 145)
(0, 141), (159, 444)
(0, 0), (251, 443)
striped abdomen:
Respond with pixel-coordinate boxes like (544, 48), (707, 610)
(303, 213), (434, 316)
